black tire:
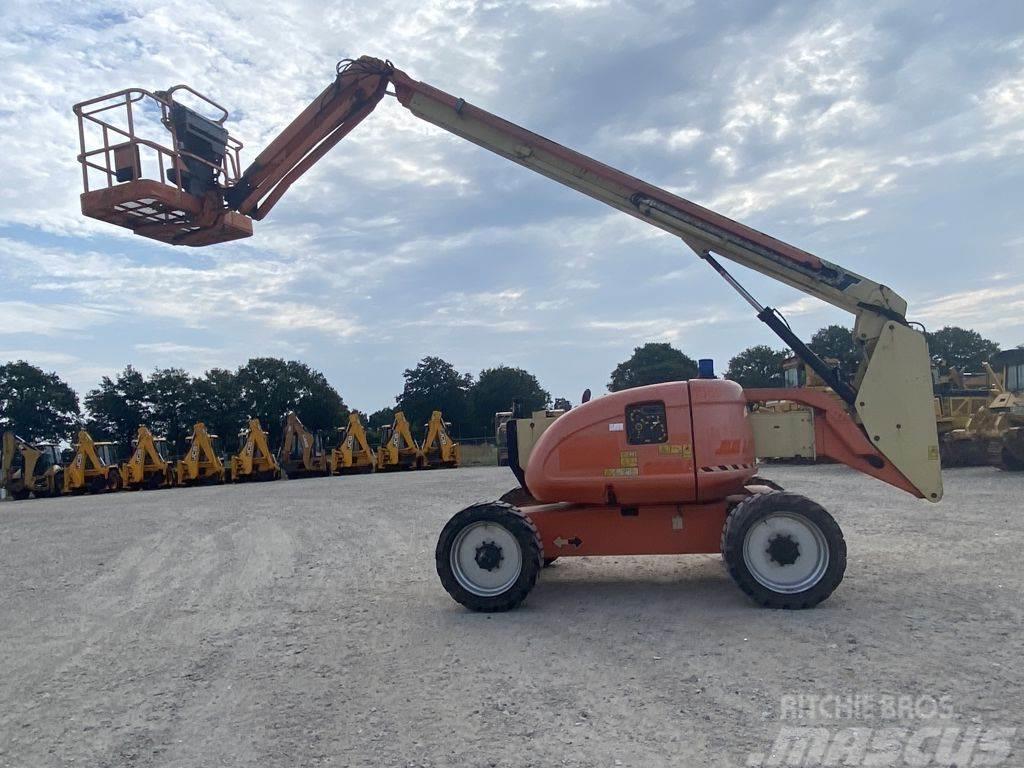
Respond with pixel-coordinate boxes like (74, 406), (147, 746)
(748, 475), (784, 491)
(1001, 446), (1024, 472)
(11, 488), (31, 501)
(146, 472), (163, 490)
(721, 492), (846, 609)
(436, 501), (543, 612)
(107, 468), (122, 492)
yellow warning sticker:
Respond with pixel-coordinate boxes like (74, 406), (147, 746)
(620, 450), (638, 468)
(658, 444), (693, 458)
(603, 467), (639, 477)
(928, 445), (939, 461)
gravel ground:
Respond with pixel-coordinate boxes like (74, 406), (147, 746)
(1, 465), (1021, 767)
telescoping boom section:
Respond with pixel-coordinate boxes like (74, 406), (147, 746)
(72, 57), (941, 501)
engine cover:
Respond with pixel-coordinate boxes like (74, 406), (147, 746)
(524, 380), (755, 506)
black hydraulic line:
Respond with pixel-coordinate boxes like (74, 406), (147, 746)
(698, 251), (858, 407)
(505, 418), (531, 495)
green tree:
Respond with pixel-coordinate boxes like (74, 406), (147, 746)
(0, 361), (81, 443)
(147, 368), (199, 453)
(236, 358), (347, 444)
(293, 364), (348, 436)
(925, 326), (1000, 372)
(396, 356), (473, 435)
(808, 325), (860, 378)
(468, 366), (550, 436)
(552, 397), (572, 411)
(725, 345), (788, 388)
(84, 365), (152, 452)
(366, 406), (395, 446)
(608, 343), (698, 392)
(192, 368), (246, 450)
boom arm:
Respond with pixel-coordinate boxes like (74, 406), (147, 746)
(74, 56), (942, 500)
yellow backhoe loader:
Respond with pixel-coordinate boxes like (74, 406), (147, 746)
(376, 411), (423, 471)
(419, 410), (460, 469)
(176, 422), (226, 485)
(278, 412), (331, 479)
(329, 413), (375, 474)
(121, 426), (176, 490)
(942, 364), (1024, 470)
(1, 432), (63, 499)
(230, 418), (281, 481)
(63, 430), (122, 494)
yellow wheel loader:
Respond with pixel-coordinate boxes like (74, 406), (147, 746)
(230, 418), (281, 481)
(329, 412), (375, 475)
(376, 411), (423, 472)
(64, 430), (122, 494)
(278, 412), (331, 479)
(419, 410), (460, 469)
(121, 426), (176, 490)
(176, 422), (226, 485)
(2, 431), (63, 500)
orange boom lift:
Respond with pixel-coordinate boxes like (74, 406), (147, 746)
(73, 57), (942, 610)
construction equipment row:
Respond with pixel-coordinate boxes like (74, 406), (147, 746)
(2, 410), (460, 500)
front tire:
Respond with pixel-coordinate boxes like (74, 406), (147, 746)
(722, 492), (846, 609)
(436, 501), (542, 612)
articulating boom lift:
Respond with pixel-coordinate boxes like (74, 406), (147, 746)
(74, 57), (942, 610)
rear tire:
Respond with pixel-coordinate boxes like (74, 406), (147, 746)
(436, 501), (542, 612)
(1001, 446), (1024, 471)
(721, 492), (846, 609)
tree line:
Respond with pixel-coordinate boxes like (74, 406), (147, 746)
(0, 325), (1005, 451)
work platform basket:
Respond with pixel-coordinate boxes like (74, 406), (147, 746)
(73, 86), (252, 246)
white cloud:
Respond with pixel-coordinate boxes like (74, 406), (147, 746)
(0, 300), (120, 337)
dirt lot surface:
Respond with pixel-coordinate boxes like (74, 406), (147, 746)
(1, 465), (1021, 767)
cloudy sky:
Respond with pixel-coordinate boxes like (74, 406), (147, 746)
(2, 0), (1023, 414)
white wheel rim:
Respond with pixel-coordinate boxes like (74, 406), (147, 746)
(742, 511), (829, 594)
(450, 521), (523, 597)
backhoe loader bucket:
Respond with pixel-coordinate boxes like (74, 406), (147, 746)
(73, 87), (252, 246)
